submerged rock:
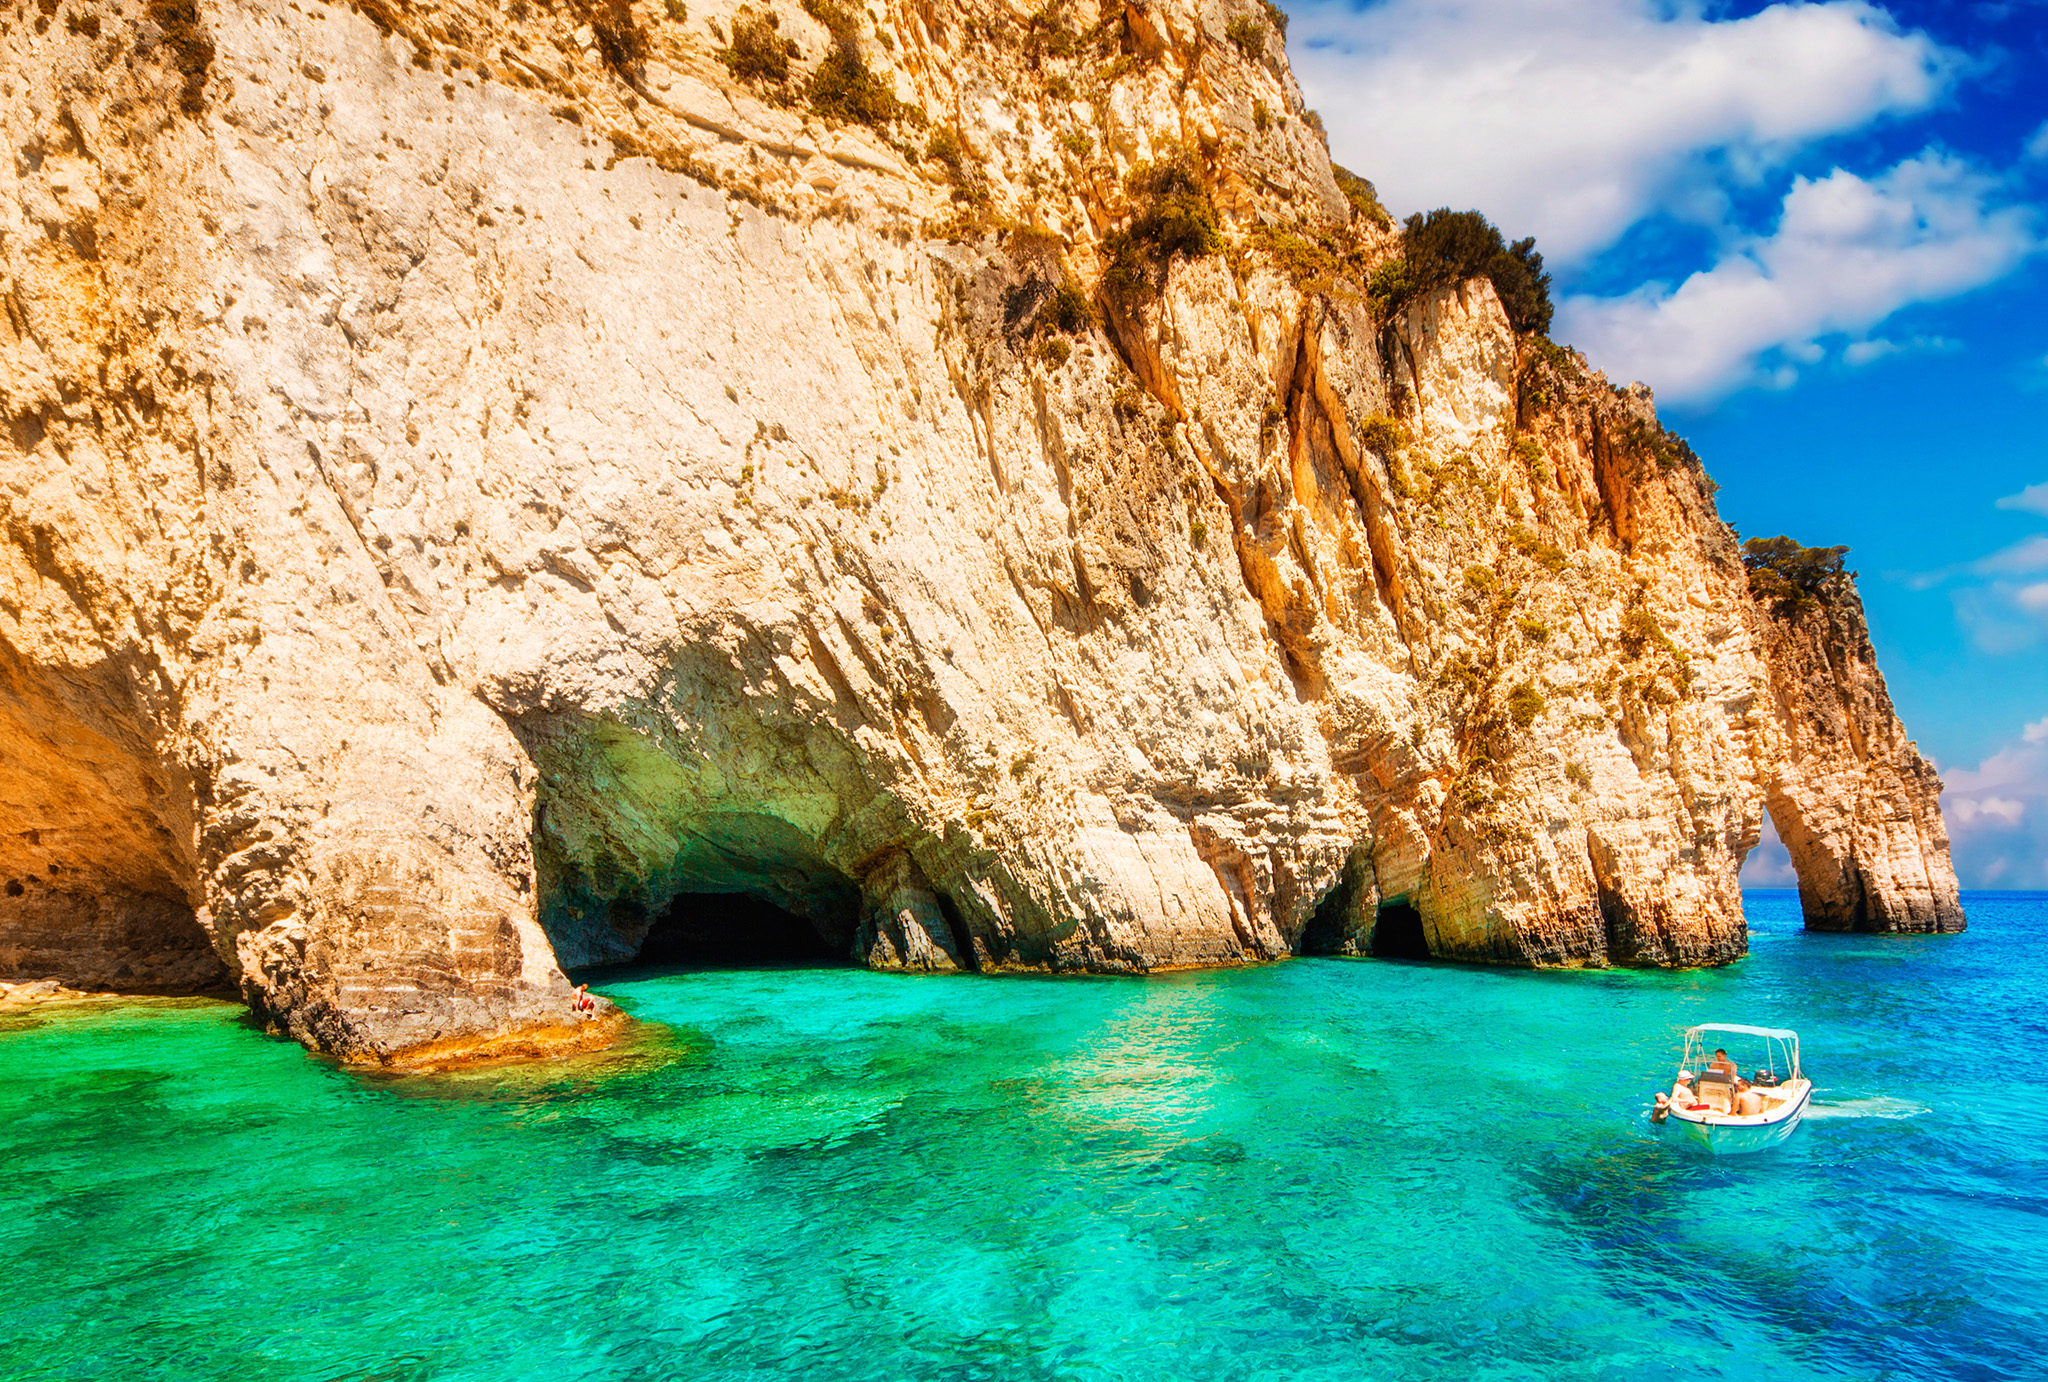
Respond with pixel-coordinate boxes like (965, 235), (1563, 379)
(0, 0), (1959, 1062)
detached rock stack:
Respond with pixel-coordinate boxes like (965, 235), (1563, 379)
(1745, 548), (1963, 933)
(1, 0), (1960, 1063)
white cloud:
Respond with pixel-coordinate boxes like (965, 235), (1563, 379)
(1840, 334), (1956, 366)
(1554, 152), (2037, 402)
(1948, 795), (2025, 825)
(1995, 482), (2048, 517)
(1841, 339), (1898, 367)
(1975, 534), (2048, 576)
(2028, 119), (2048, 161)
(1287, 0), (1952, 262)
(1941, 718), (2048, 886)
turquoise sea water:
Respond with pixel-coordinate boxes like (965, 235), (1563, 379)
(4, 890), (2043, 1381)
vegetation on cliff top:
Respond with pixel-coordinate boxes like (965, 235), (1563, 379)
(1743, 536), (1851, 617)
(1333, 166), (1394, 232)
(1371, 209), (1553, 335)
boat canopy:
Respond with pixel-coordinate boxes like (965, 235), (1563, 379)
(1688, 1023), (1798, 1040)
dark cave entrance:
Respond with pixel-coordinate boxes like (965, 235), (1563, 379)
(1295, 871), (1437, 962)
(1368, 901), (1432, 960)
(630, 891), (849, 968)
(1298, 878), (1355, 955)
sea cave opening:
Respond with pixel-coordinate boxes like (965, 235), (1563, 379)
(1369, 901), (1432, 960)
(1296, 874), (1436, 962)
(633, 891), (850, 968)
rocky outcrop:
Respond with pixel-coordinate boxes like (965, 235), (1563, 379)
(1, 0), (1959, 1062)
(1750, 570), (1963, 933)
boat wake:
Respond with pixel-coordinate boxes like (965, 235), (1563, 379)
(1805, 1096), (1928, 1120)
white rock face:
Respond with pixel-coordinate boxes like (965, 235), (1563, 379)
(0, 0), (1958, 1063)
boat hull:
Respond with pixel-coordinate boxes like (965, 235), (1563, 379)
(1659, 1082), (1811, 1155)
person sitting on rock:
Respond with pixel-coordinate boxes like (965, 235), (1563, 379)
(573, 983), (597, 1018)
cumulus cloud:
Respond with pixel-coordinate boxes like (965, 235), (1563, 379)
(2028, 119), (2048, 161)
(1995, 482), (2048, 517)
(1941, 716), (2048, 887)
(1287, 0), (1952, 262)
(1554, 152), (2038, 402)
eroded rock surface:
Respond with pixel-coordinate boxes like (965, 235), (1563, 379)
(0, 0), (1960, 1062)
(1752, 572), (1963, 933)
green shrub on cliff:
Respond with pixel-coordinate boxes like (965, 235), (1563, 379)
(1366, 256), (1419, 318)
(1333, 166), (1393, 232)
(1371, 208), (1553, 335)
(718, 7), (797, 88)
(1509, 524), (1567, 573)
(1620, 604), (1676, 658)
(1507, 683), (1546, 728)
(1225, 15), (1265, 58)
(802, 0), (919, 129)
(809, 45), (912, 126)
(1003, 278), (1096, 345)
(1358, 413), (1409, 459)
(1248, 224), (1351, 292)
(1742, 536), (1850, 616)
(1103, 157), (1223, 298)
(1044, 282), (1095, 334)
(588, 0), (650, 79)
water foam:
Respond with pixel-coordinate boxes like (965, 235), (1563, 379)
(1805, 1095), (1930, 1120)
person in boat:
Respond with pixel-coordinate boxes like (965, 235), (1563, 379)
(1709, 1048), (1738, 1081)
(1733, 1079), (1765, 1118)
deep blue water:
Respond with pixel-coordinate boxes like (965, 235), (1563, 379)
(3, 891), (2043, 1381)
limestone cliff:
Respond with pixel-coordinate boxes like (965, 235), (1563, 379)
(0, 0), (1960, 1061)
(1746, 553), (1963, 934)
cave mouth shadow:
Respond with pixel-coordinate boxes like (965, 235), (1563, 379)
(1367, 901), (1432, 960)
(1297, 876), (1436, 962)
(600, 891), (851, 974)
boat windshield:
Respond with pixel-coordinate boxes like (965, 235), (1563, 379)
(1678, 1026), (1801, 1087)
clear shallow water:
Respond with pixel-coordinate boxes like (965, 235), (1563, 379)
(4, 892), (2044, 1382)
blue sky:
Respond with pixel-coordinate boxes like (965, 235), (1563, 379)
(1282, 0), (2048, 887)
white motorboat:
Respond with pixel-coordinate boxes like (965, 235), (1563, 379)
(1650, 1023), (1811, 1155)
